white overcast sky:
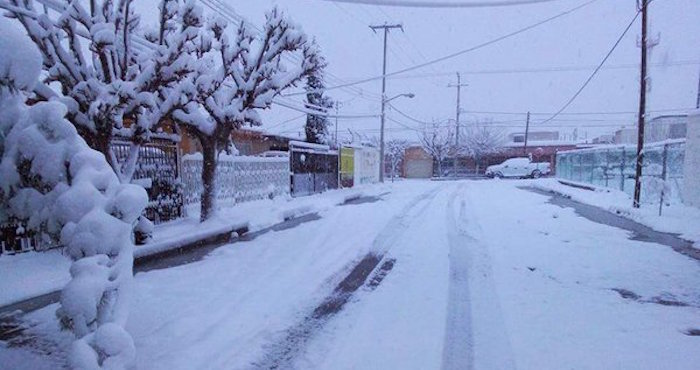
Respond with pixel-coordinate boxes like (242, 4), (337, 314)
(204, 0), (699, 142)
(5, 0), (698, 142)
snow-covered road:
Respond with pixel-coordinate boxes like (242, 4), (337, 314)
(3, 180), (699, 370)
(293, 180), (700, 370)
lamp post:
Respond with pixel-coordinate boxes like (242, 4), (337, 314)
(380, 93), (415, 182)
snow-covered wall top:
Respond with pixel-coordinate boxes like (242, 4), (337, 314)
(182, 153), (289, 163)
(557, 138), (687, 154)
(289, 140), (333, 153)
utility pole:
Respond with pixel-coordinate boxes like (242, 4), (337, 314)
(370, 23), (403, 183)
(696, 65), (700, 109)
(335, 101), (341, 188)
(334, 101), (342, 147)
(633, 0), (649, 208)
(523, 111), (531, 156)
(448, 73), (468, 176)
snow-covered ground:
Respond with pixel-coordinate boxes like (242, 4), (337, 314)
(2, 179), (699, 369)
(0, 250), (70, 306)
(0, 184), (388, 308)
(532, 177), (700, 245)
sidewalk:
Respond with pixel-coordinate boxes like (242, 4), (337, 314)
(531, 178), (700, 246)
(0, 185), (387, 310)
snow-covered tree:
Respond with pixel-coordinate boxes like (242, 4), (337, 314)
(173, 7), (323, 221)
(0, 23), (147, 370)
(419, 121), (454, 177)
(304, 54), (332, 144)
(386, 139), (409, 182)
(459, 120), (506, 174)
(2, 0), (203, 183)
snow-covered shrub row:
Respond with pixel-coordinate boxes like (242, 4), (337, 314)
(0, 21), (146, 370)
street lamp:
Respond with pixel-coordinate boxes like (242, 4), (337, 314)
(380, 92), (415, 182)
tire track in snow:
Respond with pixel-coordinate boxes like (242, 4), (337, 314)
(442, 183), (516, 370)
(253, 185), (444, 370)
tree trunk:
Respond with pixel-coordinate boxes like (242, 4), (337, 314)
(200, 139), (218, 222)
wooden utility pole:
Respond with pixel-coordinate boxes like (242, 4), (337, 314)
(633, 0), (649, 208)
(448, 73), (468, 176)
(696, 65), (700, 109)
(523, 111), (531, 156)
(334, 101), (342, 147)
(370, 23), (403, 183)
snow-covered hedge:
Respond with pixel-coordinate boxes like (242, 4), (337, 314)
(0, 22), (146, 369)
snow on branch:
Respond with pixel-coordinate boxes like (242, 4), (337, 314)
(173, 5), (324, 221)
(3, 0), (204, 183)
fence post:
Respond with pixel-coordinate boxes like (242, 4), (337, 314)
(658, 143), (668, 216)
(620, 147), (626, 192)
(578, 154), (583, 182)
(604, 149), (610, 187)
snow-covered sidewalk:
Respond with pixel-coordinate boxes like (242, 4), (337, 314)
(531, 177), (700, 245)
(0, 184), (389, 308)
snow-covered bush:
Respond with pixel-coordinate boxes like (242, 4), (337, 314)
(0, 21), (146, 370)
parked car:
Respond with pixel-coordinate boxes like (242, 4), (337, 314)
(485, 157), (551, 178)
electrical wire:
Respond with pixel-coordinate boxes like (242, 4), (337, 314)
(536, 8), (641, 125)
(323, 0), (563, 9)
(285, 0), (599, 96)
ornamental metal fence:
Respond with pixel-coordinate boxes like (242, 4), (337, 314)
(556, 140), (686, 205)
(181, 154), (290, 215)
(113, 139), (183, 224)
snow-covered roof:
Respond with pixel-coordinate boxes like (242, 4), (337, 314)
(502, 140), (580, 148)
(289, 140), (331, 151)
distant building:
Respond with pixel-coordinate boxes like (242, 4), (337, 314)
(614, 127), (638, 144)
(402, 146), (433, 178)
(509, 131), (559, 143)
(591, 134), (614, 144)
(179, 128), (293, 156)
(645, 115), (687, 143)
(613, 114), (687, 145)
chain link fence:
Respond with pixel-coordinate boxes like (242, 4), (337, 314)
(556, 140), (686, 205)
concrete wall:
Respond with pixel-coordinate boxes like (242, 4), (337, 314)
(683, 110), (700, 207)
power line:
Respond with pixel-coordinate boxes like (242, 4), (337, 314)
(536, 8), (642, 125)
(286, 0), (599, 96)
(202, 0), (381, 101)
(323, 0), (562, 8)
(265, 114), (307, 130)
(199, 0), (383, 115)
(461, 108), (693, 116)
(366, 60), (699, 79)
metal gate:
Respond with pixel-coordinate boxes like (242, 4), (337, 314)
(289, 142), (338, 197)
